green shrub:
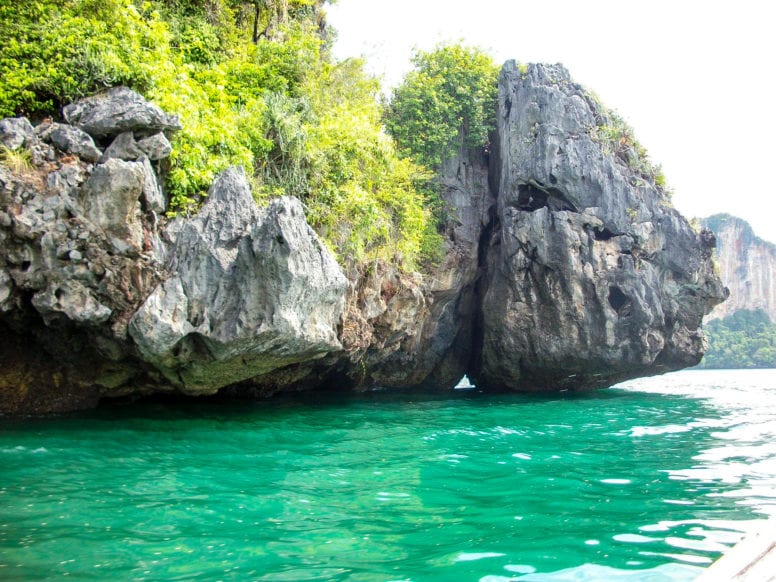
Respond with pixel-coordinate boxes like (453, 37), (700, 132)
(587, 97), (672, 199)
(385, 44), (499, 169)
(1, 0), (438, 268)
(300, 60), (437, 267)
(0, 0), (169, 117)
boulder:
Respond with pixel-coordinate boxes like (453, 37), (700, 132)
(129, 167), (348, 393)
(0, 117), (35, 150)
(139, 157), (166, 213)
(63, 87), (182, 138)
(46, 123), (102, 162)
(79, 158), (145, 253)
(99, 132), (166, 212)
(136, 132), (172, 160)
(101, 131), (144, 161)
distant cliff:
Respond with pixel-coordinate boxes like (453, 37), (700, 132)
(701, 214), (776, 322)
(0, 67), (726, 415)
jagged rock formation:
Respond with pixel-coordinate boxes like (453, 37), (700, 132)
(129, 168), (348, 394)
(0, 66), (726, 415)
(0, 90), (175, 413)
(701, 214), (776, 323)
(0, 89), (348, 413)
(470, 62), (726, 391)
(62, 86), (182, 138)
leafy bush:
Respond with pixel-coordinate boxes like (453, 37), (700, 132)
(0, 0), (169, 117)
(1, 0), (438, 268)
(385, 44), (499, 169)
(587, 95), (672, 199)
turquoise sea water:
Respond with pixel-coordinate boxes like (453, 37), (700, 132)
(2, 369), (776, 581)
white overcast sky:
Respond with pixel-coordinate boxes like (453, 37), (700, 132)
(327, 0), (776, 243)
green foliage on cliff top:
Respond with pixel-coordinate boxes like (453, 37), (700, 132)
(586, 94), (671, 200)
(0, 0), (436, 268)
(0, 1), (167, 117)
(384, 44), (499, 169)
(698, 309), (776, 369)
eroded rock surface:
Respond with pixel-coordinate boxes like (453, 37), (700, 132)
(335, 144), (494, 391)
(1, 87), (350, 414)
(0, 69), (727, 415)
(129, 167), (348, 394)
(471, 62), (726, 391)
(63, 87), (182, 138)
(0, 100), (170, 413)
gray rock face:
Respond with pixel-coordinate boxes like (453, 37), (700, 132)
(0, 117), (35, 150)
(0, 92), (180, 415)
(0, 64), (726, 415)
(63, 87), (182, 138)
(31, 280), (112, 324)
(136, 132), (172, 161)
(129, 167), (348, 394)
(46, 123), (102, 162)
(471, 62), (726, 391)
(101, 131), (144, 161)
(101, 131), (172, 163)
(80, 158), (145, 253)
(139, 157), (166, 213)
(1, 116), (347, 414)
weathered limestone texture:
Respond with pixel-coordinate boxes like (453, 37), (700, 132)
(0, 88), (177, 414)
(63, 86), (182, 138)
(0, 68), (727, 415)
(129, 167), (348, 394)
(335, 144), (494, 391)
(471, 62), (726, 391)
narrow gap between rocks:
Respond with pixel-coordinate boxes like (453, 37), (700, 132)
(467, 157), (501, 384)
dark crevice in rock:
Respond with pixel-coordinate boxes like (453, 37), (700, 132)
(468, 200), (499, 382)
(592, 226), (620, 241)
(0, 64), (730, 415)
(514, 182), (578, 213)
(608, 286), (632, 317)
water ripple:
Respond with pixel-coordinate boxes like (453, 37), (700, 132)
(0, 369), (774, 580)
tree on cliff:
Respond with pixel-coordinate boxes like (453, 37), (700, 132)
(385, 45), (499, 169)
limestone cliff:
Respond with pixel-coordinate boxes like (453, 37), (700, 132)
(0, 66), (726, 416)
(471, 62), (726, 391)
(701, 214), (776, 322)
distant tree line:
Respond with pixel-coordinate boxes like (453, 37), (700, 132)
(698, 309), (776, 369)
